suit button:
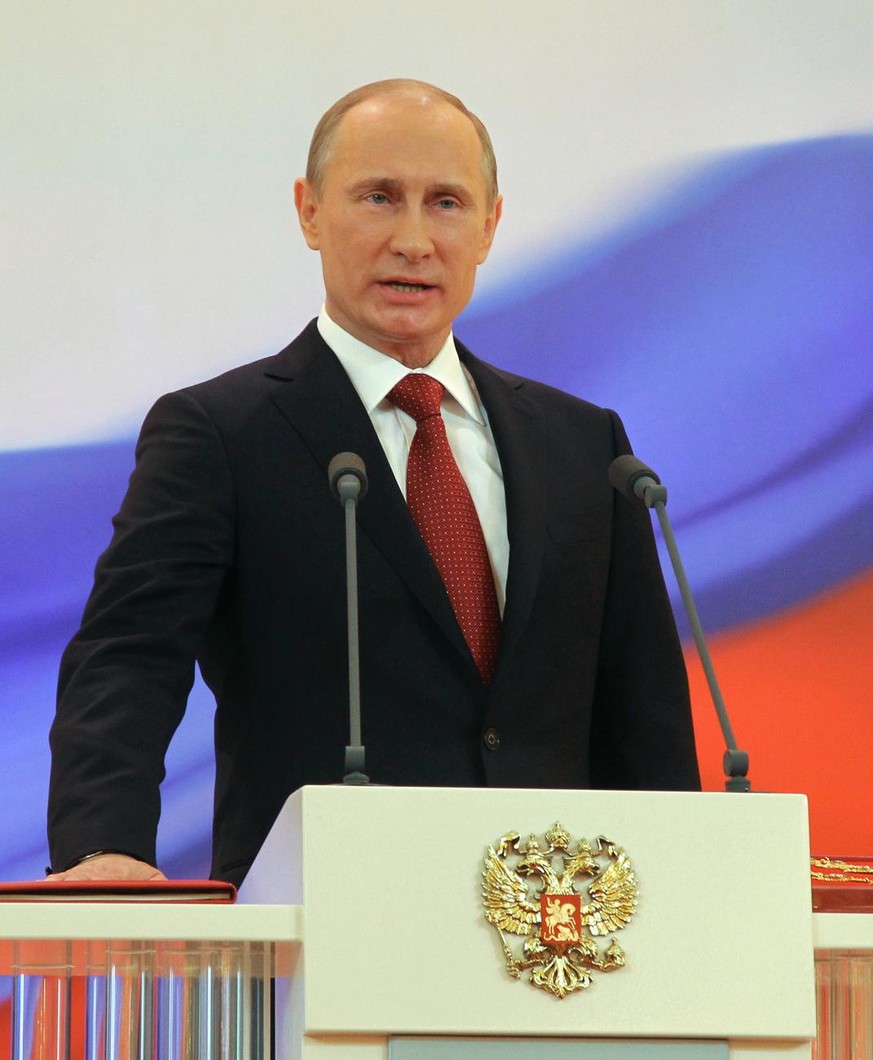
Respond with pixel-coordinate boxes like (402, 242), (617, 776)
(483, 727), (500, 751)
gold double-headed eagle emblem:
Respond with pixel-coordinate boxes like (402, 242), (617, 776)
(482, 823), (638, 999)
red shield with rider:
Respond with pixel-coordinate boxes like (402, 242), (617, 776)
(540, 892), (582, 948)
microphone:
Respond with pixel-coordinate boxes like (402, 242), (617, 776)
(609, 454), (667, 507)
(609, 455), (751, 792)
(328, 452), (370, 785)
(329, 452), (368, 504)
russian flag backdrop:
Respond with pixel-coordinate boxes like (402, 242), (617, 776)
(2, 2), (871, 883)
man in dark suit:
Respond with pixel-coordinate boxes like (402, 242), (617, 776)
(47, 79), (699, 887)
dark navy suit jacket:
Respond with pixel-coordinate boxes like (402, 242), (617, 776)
(49, 321), (700, 884)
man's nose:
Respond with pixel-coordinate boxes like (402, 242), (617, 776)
(388, 206), (434, 260)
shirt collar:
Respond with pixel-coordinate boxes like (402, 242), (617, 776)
(317, 307), (485, 424)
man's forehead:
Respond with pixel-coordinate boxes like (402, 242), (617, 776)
(327, 98), (483, 182)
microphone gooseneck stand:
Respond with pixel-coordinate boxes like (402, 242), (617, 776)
(328, 452), (370, 785)
(609, 454), (751, 792)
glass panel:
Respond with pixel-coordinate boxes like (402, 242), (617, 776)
(3, 939), (273, 1059)
(11, 941), (73, 1060)
(814, 950), (873, 1059)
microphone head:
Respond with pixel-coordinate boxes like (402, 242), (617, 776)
(328, 452), (368, 502)
(608, 455), (661, 501)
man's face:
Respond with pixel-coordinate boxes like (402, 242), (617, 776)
(295, 94), (502, 368)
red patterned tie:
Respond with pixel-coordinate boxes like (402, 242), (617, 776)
(388, 374), (501, 684)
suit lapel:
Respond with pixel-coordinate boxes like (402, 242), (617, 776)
(264, 324), (472, 670)
(461, 348), (548, 685)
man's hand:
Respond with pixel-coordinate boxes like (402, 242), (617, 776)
(44, 853), (167, 882)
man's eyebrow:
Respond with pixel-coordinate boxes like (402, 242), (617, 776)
(429, 182), (473, 201)
(347, 177), (473, 200)
(347, 177), (403, 196)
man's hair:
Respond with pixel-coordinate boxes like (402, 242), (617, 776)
(305, 78), (499, 207)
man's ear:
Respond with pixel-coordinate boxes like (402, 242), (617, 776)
(477, 195), (503, 265)
(294, 178), (320, 250)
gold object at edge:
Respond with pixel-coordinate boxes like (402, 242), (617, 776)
(810, 856), (873, 886)
(481, 823), (638, 999)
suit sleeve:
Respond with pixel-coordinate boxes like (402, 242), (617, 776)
(588, 410), (701, 791)
(47, 390), (236, 872)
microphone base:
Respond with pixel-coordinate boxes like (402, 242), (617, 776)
(723, 749), (751, 790)
(725, 776), (752, 792)
(343, 745), (369, 785)
(343, 771), (371, 785)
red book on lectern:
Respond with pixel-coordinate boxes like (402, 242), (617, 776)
(811, 855), (873, 912)
(0, 879), (236, 903)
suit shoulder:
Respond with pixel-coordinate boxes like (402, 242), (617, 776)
(180, 354), (280, 403)
(147, 321), (322, 424)
(459, 343), (619, 425)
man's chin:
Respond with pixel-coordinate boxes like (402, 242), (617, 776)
(363, 315), (450, 366)
(374, 338), (443, 369)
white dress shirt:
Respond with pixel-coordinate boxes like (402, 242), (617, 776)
(317, 308), (509, 613)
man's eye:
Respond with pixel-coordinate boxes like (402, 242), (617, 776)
(435, 198), (457, 210)
(367, 193), (389, 205)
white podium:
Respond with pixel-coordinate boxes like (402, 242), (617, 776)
(239, 786), (815, 1059)
(0, 787), (818, 1058)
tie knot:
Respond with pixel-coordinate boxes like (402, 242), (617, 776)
(388, 374), (445, 424)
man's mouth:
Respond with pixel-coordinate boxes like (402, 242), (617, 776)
(384, 281), (433, 292)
